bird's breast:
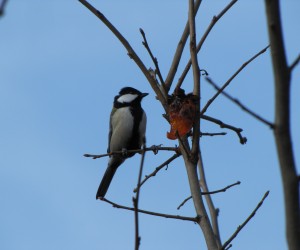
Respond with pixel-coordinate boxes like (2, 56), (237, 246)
(110, 107), (135, 152)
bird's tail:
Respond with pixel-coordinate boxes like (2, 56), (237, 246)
(96, 166), (117, 199)
(96, 158), (123, 199)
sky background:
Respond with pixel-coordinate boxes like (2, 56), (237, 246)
(1, 0), (299, 250)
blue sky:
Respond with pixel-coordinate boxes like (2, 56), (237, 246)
(1, 1), (299, 250)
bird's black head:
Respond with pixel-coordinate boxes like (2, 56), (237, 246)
(114, 87), (148, 107)
(119, 87), (143, 96)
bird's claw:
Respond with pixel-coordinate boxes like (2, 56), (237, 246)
(121, 148), (128, 157)
(150, 144), (162, 155)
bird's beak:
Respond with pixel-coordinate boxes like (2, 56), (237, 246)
(141, 93), (149, 98)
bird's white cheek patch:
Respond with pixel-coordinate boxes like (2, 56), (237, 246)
(117, 94), (138, 103)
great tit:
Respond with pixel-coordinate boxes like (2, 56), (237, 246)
(96, 87), (148, 199)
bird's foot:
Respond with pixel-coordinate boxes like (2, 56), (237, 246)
(150, 144), (162, 155)
(121, 148), (128, 157)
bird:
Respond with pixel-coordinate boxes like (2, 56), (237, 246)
(96, 87), (148, 199)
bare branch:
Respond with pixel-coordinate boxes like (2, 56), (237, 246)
(289, 53), (300, 72)
(139, 28), (166, 93)
(179, 136), (218, 250)
(205, 77), (274, 129)
(188, 0), (201, 161)
(176, 0), (238, 90)
(177, 181), (241, 210)
(133, 145), (146, 250)
(198, 0), (238, 52)
(198, 148), (221, 248)
(176, 132), (191, 157)
(201, 45), (270, 115)
(78, 0), (168, 109)
(201, 114), (247, 144)
(134, 153), (181, 192)
(224, 244), (233, 250)
(177, 196), (192, 210)
(222, 191), (270, 249)
(200, 132), (227, 137)
(83, 145), (179, 159)
(265, 1), (300, 249)
(204, 181), (241, 195)
(165, 0), (203, 91)
(100, 197), (198, 222)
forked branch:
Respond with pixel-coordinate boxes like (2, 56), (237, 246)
(265, 1), (300, 249)
(177, 181), (241, 210)
(201, 115), (247, 144)
(165, 0), (203, 90)
(289, 54), (300, 72)
(176, 0), (238, 90)
(78, 0), (167, 109)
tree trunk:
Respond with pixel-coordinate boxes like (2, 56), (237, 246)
(264, 1), (300, 250)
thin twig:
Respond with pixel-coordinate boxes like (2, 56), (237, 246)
(225, 244), (233, 250)
(133, 145), (146, 250)
(197, 0), (238, 51)
(200, 132), (227, 137)
(177, 196), (193, 210)
(289, 53), (300, 72)
(78, 0), (167, 109)
(201, 114), (247, 144)
(100, 197), (198, 222)
(139, 28), (166, 92)
(177, 181), (241, 210)
(134, 153), (181, 192)
(84, 145), (179, 159)
(176, 0), (238, 90)
(206, 77), (274, 129)
(201, 45), (270, 115)
(222, 191), (270, 249)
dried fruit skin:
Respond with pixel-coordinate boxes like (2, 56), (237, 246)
(167, 89), (198, 140)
